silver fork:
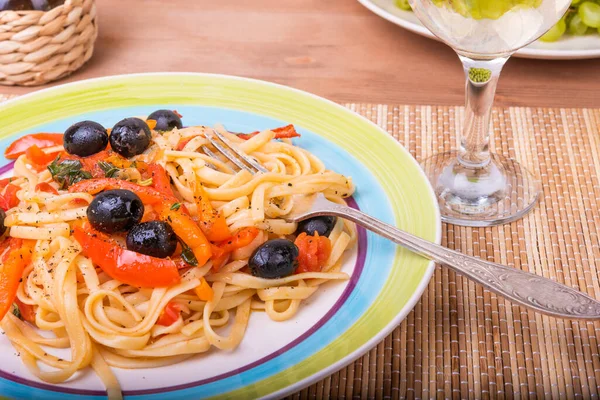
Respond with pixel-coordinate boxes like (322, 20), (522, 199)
(203, 128), (600, 320)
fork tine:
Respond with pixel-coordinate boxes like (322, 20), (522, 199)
(204, 129), (256, 174)
(211, 128), (269, 174)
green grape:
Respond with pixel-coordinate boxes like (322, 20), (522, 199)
(578, 2), (600, 28)
(394, 0), (411, 11)
(569, 13), (589, 34)
(540, 16), (567, 41)
(571, 0), (582, 4)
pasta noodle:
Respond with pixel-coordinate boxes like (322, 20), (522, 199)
(0, 119), (356, 399)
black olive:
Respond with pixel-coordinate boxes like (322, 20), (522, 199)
(63, 121), (108, 157)
(87, 189), (144, 233)
(249, 239), (299, 279)
(109, 118), (152, 158)
(296, 216), (336, 237)
(126, 221), (177, 258)
(0, 209), (6, 236)
(147, 110), (183, 131)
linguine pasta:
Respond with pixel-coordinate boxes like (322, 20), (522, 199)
(0, 120), (356, 399)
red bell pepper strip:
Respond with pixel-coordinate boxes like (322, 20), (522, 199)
(237, 124), (301, 140)
(0, 238), (34, 322)
(5, 133), (63, 159)
(0, 184), (20, 210)
(26, 145), (60, 171)
(156, 301), (182, 326)
(210, 227), (260, 271)
(34, 182), (59, 195)
(0, 178), (15, 190)
(73, 221), (181, 288)
(146, 163), (174, 197)
(69, 179), (212, 267)
(176, 137), (194, 151)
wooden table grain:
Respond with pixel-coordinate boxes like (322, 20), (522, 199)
(2, 0), (599, 108)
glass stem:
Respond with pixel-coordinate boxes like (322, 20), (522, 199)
(457, 55), (509, 169)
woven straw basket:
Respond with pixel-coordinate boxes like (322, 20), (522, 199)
(0, 0), (97, 86)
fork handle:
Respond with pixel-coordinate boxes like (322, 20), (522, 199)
(319, 201), (600, 319)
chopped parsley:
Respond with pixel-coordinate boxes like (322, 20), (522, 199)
(47, 157), (92, 189)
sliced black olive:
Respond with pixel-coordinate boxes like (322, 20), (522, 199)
(109, 118), (152, 158)
(63, 121), (108, 157)
(147, 110), (183, 131)
(87, 189), (144, 233)
(126, 221), (177, 258)
(296, 216), (336, 237)
(249, 239), (298, 279)
(0, 209), (6, 236)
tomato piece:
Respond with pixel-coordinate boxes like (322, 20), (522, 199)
(14, 297), (36, 324)
(194, 180), (231, 242)
(237, 124), (301, 140)
(5, 133), (63, 159)
(34, 182), (59, 195)
(294, 232), (332, 273)
(73, 221), (181, 288)
(0, 239), (34, 322)
(0, 184), (20, 210)
(156, 301), (182, 326)
(147, 163), (174, 197)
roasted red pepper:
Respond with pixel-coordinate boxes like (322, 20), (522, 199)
(70, 179), (212, 267)
(0, 184), (20, 210)
(34, 182), (59, 195)
(237, 124), (301, 140)
(73, 221), (181, 288)
(5, 133), (63, 159)
(156, 301), (182, 326)
(0, 238), (34, 322)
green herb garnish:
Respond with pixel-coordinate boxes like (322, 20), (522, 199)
(97, 161), (120, 178)
(170, 203), (181, 211)
(11, 303), (21, 319)
(47, 157), (92, 189)
(179, 240), (198, 266)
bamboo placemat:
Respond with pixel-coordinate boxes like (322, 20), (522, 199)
(292, 104), (600, 399)
(1, 93), (599, 398)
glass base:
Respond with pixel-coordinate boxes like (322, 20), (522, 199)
(421, 151), (540, 227)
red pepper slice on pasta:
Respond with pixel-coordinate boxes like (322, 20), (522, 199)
(34, 182), (59, 195)
(236, 124), (300, 140)
(69, 178), (212, 267)
(5, 133), (63, 159)
(73, 221), (181, 288)
(0, 184), (20, 210)
(0, 238), (34, 322)
(156, 301), (182, 326)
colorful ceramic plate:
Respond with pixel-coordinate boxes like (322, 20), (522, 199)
(358, 0), (600, 60)
(0, 73), (441, 399)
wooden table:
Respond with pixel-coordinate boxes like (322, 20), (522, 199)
(2, 0), (599, 108)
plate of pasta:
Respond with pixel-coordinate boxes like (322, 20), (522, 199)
(0, 73), (440, 400)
